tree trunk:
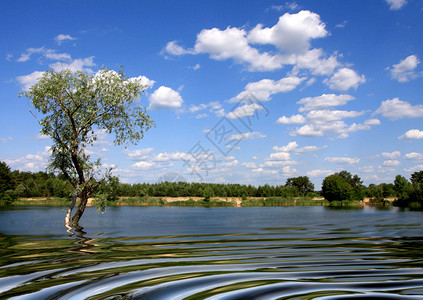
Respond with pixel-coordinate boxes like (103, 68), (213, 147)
(71, 187), (88, 225)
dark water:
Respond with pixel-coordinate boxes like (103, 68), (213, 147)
(1, 206), (423, 299)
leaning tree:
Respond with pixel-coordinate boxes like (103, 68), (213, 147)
(20, 68), (154, 225)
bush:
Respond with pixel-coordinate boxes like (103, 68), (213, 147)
(0, 189), (18, 205)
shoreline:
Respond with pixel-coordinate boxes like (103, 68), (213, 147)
(7, 196), (397, 208)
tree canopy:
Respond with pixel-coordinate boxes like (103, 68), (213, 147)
(321, 171), (364, 202)
(19, 67), (154, 224)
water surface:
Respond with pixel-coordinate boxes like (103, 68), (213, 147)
(1, 206), (422, 299)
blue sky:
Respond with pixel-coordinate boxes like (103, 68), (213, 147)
(1, 0), (423, 188)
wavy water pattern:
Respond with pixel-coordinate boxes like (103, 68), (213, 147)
(0, 206), (423, 299)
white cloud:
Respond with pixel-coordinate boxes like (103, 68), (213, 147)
(263, 160), (297, 168)
(275, 114), (306, 124)
(148, 86), (183, 110)
(306, 110), (364, 123)
(405, 152), (423, 161)
(17, 46), (71, 63)
(297, 94), (355, 112)
(269, 152), (291, 161)
(272, 141), (326, 153)
(324, 68), (366, 91)
(132, 161), (154, 170)
(191, 64), (201, 70)
(50, 56), (96, 73)
(242, 162), (257, 168)
(381, 151), (401, 159)
(125, 148), (154, 160)
(16, 71), (45, 91)
(248, 10), (328, 53)
(307, 169), (333, 177)
(165, 11), (338, 74)
(165, 41), (194, 55)
(194, 26), (284, 71)
(325, 157), (360, 165)
(385, 0), (407, 10)
(374, 98), (423, 120)
(291, 124), (324, 137)
(227, 103), (264, 119)
(273, 141), (298, 152)
(4, 146), (51, 172)
(399, 129), (423, 140)
(55, 34), (76, 45)
(405, 165), (423, 173)
(383, 160), (400, 166)
(226, 131), (266, 141)
(389, 55), (421, 82)
(231, 75), (306, 102)
(294, 48), (340, 75)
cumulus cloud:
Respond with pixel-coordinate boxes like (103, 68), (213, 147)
(374, 98), (423, 120)
(307, 169), (333, 177)
(194, 26), (285, 71)
(389, 55), (421, 82)
(405, 152), (423, 161)
(247, 10), (328, 53)
(55, 34), (76, 45)
(125, 148), (155, 160)
(275, 114), (306, 124)
(325, 156), (360, 165)
(381, 151), (401, 159)
(50, 56), (96, 73)
(17, 46), (71, 63)
(324, 68), (366, 91)
(399, 129), (423, 140)
(272, 141), (326, 153)
(227, 103), (264, 119)
(165, 10), (338, 74)
(297, 94), (355, 112)
(165, 41), (194, 55)
(385, 0), (407, 10)
(148, 86), (183, 110)
(231, 75), (306, 102)
(4, 146), (51, 172)
(16, 71), (45, 91)
(226, 131), (266, 141)
(383, 160), (400, 166)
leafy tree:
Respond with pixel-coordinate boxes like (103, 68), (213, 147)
(285, 176), (314, 196)
(0, 162), (14, 194)
(0, 161), (16, 205)
(394, 175), (411, 202)
(336, 170), (364, 200)
(321, 174), (352, 202)
(20, 68), (154, 225)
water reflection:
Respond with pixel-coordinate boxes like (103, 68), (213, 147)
(0, 206), (422, 299)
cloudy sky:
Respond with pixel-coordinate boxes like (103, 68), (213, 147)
(1, 0), (422, 188)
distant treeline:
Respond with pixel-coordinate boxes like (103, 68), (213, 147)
(1, 161), (422, 208)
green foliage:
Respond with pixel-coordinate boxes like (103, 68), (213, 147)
(0, 162), (14, 194)
(19, 68), (154, 222)
(322, 174), (353, 202)
(393, 171), (423, 208)
(322, 171), (364, 202)
(285, 176), (314, 196)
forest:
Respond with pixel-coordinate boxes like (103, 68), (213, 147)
(1, 161), (422, 208)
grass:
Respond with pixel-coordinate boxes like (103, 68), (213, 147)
(241, 197), (330, 207)
(4, 196), (369, 208)
(10, 197), (71, 207)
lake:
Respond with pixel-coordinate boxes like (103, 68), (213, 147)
(0, 206), (422, 299)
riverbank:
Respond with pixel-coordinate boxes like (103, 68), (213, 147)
(7, 196), (396, 208)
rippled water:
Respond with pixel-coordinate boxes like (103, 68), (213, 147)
(1, 206), (423, 299)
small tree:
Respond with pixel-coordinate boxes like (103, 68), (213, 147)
(20, 68), (154, 225)
(321, 174), (352, 202)
(285, 176), (314, 197)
